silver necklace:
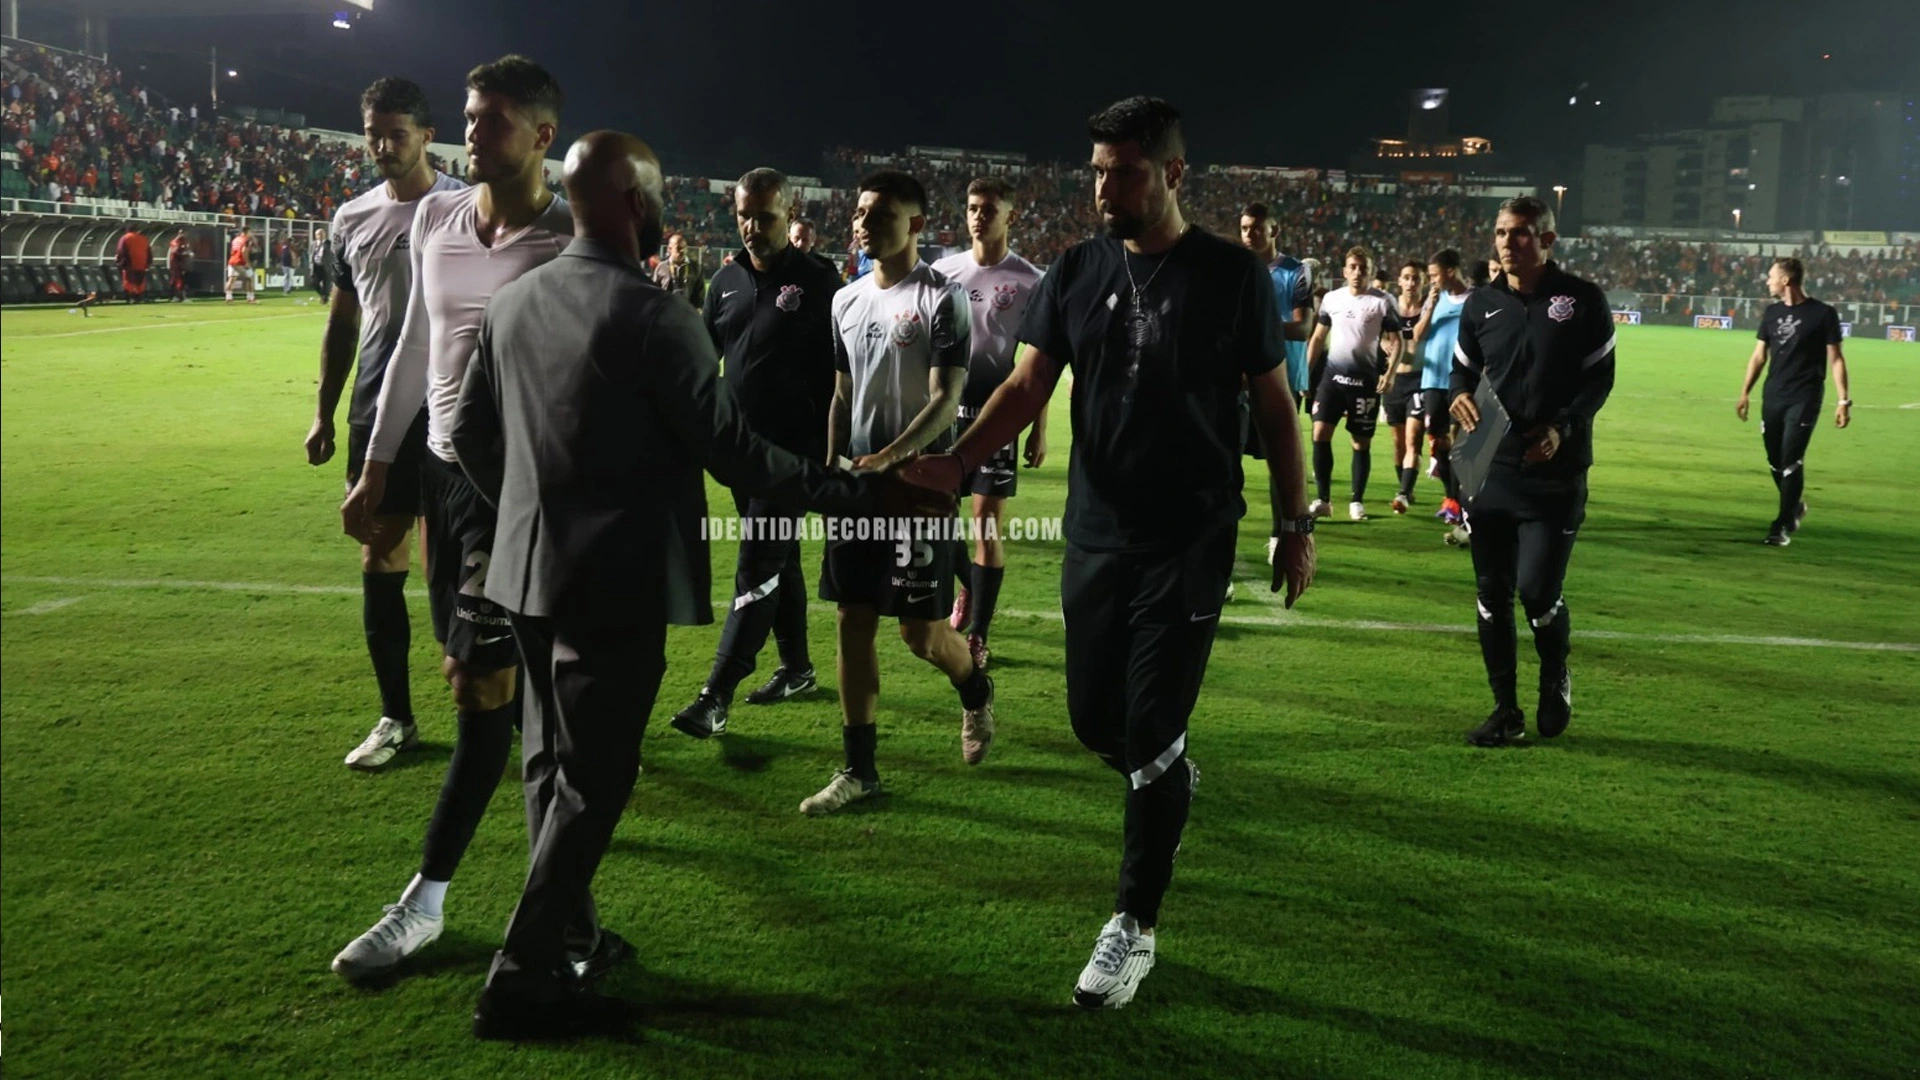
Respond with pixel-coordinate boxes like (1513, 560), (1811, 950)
(1122, 225), (1187, 311)
(1122, 225), (1187, 353)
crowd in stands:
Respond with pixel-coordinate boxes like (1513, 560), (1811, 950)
(1558, 236), (1920, 306)
(5, 40), (1917, 310)
(3, 41), (376, 222)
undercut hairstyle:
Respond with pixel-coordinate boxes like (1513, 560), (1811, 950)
(360, 77), (431, 128)
(737, 167), (790, 206)
(465, 55), (564, 120)
(966, 176), (1013, 202)
(1087, 95), (1185, 162)
(1498, 194), (1556, 236)
(1241, 202), (1272, 221)
(1773, 256), (1805, 286)
(1346, 245), (1374, 273)
(858, 170), (926, 213)
(1430, 248), (1462, 271)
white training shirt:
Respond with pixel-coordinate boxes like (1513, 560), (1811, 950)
(831, 260), (971, 458)
(329, 171), (466, 428)
(1317, 286), (1403, 375)
(929, 249), (1041, 407)
(366, 185), (573, 464)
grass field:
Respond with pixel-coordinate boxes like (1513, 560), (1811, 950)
(3, 298), (1918, 1079)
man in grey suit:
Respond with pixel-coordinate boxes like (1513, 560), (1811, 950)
(451, 130), (943, 1040)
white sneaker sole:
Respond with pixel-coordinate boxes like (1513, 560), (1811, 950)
(330, 926), (442, 979)
(344, 735), (418, 770)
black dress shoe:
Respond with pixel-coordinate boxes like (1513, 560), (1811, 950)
(472, 980), (632, 1041)
(568, 929), (633, 983)
(1466, 706), (1526, 748)
(669, 690), (728, 739)
(745, 666), (818, 705)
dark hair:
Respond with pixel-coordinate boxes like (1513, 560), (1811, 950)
(1466, 257), (1493, 286)
(1498, 194), (1556, 235)
(858, 170), (926, 213)
(1773, 256), (1805, 286)
(1430, 248), (1462, 270)
(966, 176), (1013, 202)
(1401, 261), (1425, 277)
(465, 54), (563, 120)
(1086, 95), (1185, 161)
(791, 218), (815, 232)
(360, 77), (431, 128)
(737, 166), (789, 204)
(1242, 202), (1273, 221)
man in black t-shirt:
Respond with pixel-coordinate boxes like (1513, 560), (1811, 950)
(902, 97), (1316, 1012)
(1449, 197), (1615, 748)
(1735, 257), (1853, 547)
(669, 168), (844, 739)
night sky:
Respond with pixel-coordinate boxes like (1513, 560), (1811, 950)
(86, 0), (1920, 178)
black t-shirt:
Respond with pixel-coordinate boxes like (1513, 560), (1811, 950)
(705, 245), (843, 460)
(1757, 298), (1841, 404)
(1019, 227), (1284, 553)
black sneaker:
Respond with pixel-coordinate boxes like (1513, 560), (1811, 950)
(1466, 706), (1526, 748)
(1790, 500), (1808, 533)
(744, 666), (817, 705)
(568, 929), (633, 983)
(473, 980), (632, 1041)
(1763, 525), (1791, 547)
(669, 690), (728, 739)
(1536, 671), (1572, 739)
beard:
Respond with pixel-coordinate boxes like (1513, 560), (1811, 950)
(466, 154), (522, 186)
(1102, 209), (1144, 240)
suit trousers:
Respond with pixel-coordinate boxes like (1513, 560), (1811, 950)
(486, 609), (668, 993)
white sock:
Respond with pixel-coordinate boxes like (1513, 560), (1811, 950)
(399, 874), (448, 917)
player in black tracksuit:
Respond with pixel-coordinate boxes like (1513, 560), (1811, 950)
(1450, 197), (1615, 747)
(1735, 257), (1853, 546)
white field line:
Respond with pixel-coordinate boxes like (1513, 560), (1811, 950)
(17, 595), (84, 615)
(5, 574), (1914, 653)
(4, 311), (316, 340)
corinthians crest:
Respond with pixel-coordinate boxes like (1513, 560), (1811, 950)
(991, 283), (1019, 311)
(1548, 294), (1576, 322)
(892, 310), (923, 346)
(776, 284), (803, 312)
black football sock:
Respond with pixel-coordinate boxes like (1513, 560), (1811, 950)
(1312, 441), (1333, 503)
(363, 571), (413, 723)
(969, 564), (1005, 642)
(842, 724), (879, 783)
(1350, 448), (1372, 502)
(953, 666), (992, 710)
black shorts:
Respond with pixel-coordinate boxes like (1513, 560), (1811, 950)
(1409, 388), (1452, 433)
(346, 409), (429, 519)
(421, 453), (518, 672)
(1310, 371), (1380, 439)
(819, 518), (957, 621)
(956, 410), (1017, 498)
(1381, 370), (1421, 426)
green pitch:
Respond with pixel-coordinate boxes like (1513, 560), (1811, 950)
(3, 300), (1917, 1079)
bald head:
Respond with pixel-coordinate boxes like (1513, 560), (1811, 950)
(561, 130), (666, 262)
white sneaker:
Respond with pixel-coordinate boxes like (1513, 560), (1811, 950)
(1426, 455), (1440, 479)
(1349, 501), (1368, 521)
(1073, 914), (1156, 1009)
(331, 901), (444, 979)
(1308, 499), (1331, 519)
(344, 716), (418, 770)
(1222, 580), (1235, 603)
(1445, 524), (1471, 547)
(799, 769), (880, 815)
(961, 678), (996, 766)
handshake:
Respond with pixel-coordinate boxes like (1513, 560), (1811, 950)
(837, 450), (969, 518)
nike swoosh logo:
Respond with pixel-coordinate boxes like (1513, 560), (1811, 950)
(1484, 309), (1502, 319)
(1561, 529), (1579, 536)
(906, 592), (935, 604)
(1190, 612), (1219, 623)
(722, 290), (739, 298)
(475, 634), (511, 646)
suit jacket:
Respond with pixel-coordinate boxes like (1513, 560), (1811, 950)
(451, 238), (873, 624)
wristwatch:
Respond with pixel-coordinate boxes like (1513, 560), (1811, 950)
(1277, 516), (1315, 536)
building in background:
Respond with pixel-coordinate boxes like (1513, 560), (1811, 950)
(1582, 92), (1913, 233)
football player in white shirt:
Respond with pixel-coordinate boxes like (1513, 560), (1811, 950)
(930, 176), (1044, 671)
(803, 170), (996, 815)
(306, 77), (465, 773)
(332, 56), (607, 986)
(1305, 246), (1402, 520)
